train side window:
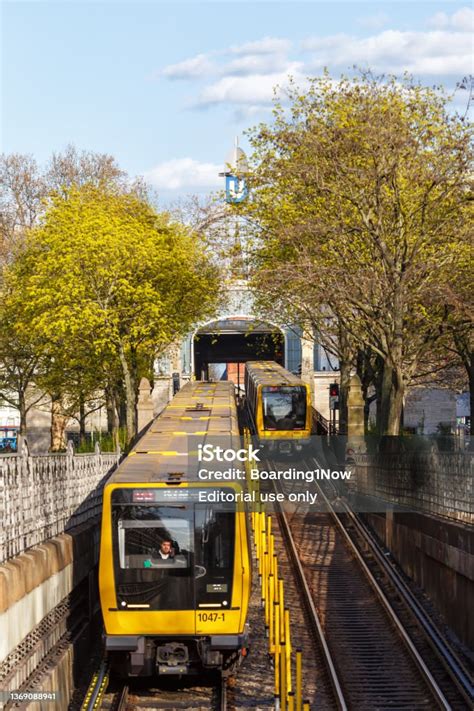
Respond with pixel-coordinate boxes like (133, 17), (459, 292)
(195, 507), (234, 571)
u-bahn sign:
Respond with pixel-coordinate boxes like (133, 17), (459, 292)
(225, 175), (248, 203)
(222, 139), (249, 203)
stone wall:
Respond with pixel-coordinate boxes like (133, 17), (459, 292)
(404, 387), (457, 434)
(0, 522), (100, 695)
(362, 509), (473, 648)
(353, 450), (473, 524)
(352, 450), (473, 647)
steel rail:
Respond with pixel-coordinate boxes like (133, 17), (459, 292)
(270, 471), (349, 711)
(115, 684), (129, 711)
(315, 480), (452, 710)
(219, 675), (228, 710)
(329, 480), (473, 707)
(81, 660), (109, 711)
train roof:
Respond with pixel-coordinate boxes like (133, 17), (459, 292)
(245, 361), (306, 387)
(107, 381), (239, 485)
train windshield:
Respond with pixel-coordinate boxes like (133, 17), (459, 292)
(262, 386), (307, 430)
(111, 489), (235, 610)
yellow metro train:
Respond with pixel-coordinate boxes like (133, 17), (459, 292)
(99, 381), (251, 677)
(245, 361), (313, 454)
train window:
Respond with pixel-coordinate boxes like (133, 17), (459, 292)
(262, 386), (307, 430)
(111, 496), (195, 610)
(195, 507), (234, 570)
(110, 490), (236, 610)
(113, 505), (193, 570)
(118, 518), (191, 569)
(194, 506), (235, 605)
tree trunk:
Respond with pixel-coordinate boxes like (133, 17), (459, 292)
(105, 384), (120, 448)
(105, 386), (115, 433)
(380, 363), (404, 436)
(337, 326), (354, 436)
(50, 395), (67, 451)
(386, 378), (404, 435)
(356, 348), (382, 433)
(79, 394), (86, 447)
(118, 344), (137, 443)
(338, 358), (351, 435)
(18, 390), (27, 436)
(467, 351), (474, 434)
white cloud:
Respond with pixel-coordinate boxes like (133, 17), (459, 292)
(145, 158), (222, 190)
(451, 7), (474, 32)
(303, 30), (473, 76)
(428, 6), (474, 32)
(357, 12), (390, 31)
(223, 53), (291, 76)
(161, 53), (214, 80)
(195, 63), (305, 107)
(428, 11), (449, 30)
(230, 37), (292, 55)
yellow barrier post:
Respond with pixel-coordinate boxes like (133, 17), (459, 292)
(274, 601), (280, 656)
(272, 553), (278, 582)
(285, 608), (292, 693)
(268, 574), (274, 650)
(302, 702), (310, 711)
(279, 580), (285, 643)
(296, 649), (302, 711)
(288, 692), (295, 711)
(269, 532), (275, 572)
(262, 549), (268, 610)
(274, 642), (280, 708)
(280, 642), (287, 711)
(264, 562), (271, 632)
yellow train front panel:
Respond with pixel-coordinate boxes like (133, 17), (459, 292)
(99, 482), (250, 640)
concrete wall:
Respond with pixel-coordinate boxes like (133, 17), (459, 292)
(362, 508), (473, 649)
(313, 372), (339, 421)
(404, 388), (457, 434)
(0, 521), (100, 694)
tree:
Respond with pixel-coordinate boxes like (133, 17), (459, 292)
(0, 279), (49, 434)
(9, 184), (220, 443)
(244, 73), (473, 434)
(0, 153), (46, 265)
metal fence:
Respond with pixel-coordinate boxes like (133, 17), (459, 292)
(353, 451), (473, 524)
(0, 440), (120, 564)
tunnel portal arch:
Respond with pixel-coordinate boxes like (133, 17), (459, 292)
(192, 315), (285, 384)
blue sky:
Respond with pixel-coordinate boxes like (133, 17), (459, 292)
(1, 1), (473, 203)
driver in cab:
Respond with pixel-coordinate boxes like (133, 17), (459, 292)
(143, 538), (187, 568)
(157, 539), (175, 561)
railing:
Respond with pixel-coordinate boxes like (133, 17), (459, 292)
(0, 440), (121, 564)
(353, 451), (473, 524)
(312, 407), (337, 435)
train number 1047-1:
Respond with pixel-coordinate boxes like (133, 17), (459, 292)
(197, 612), (225, 623)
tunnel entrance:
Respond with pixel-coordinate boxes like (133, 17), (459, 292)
(193, 317), (284, 386)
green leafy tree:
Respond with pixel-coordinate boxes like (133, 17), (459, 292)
(244, 73), (473, 434)
(0, 280), (49, 434)
(9, 185), (220, 443)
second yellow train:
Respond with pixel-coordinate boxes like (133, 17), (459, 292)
(244, 361), (313, 454)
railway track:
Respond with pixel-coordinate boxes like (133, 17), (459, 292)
(81, 663), (229, 710)
(271, 455), (472, 710)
